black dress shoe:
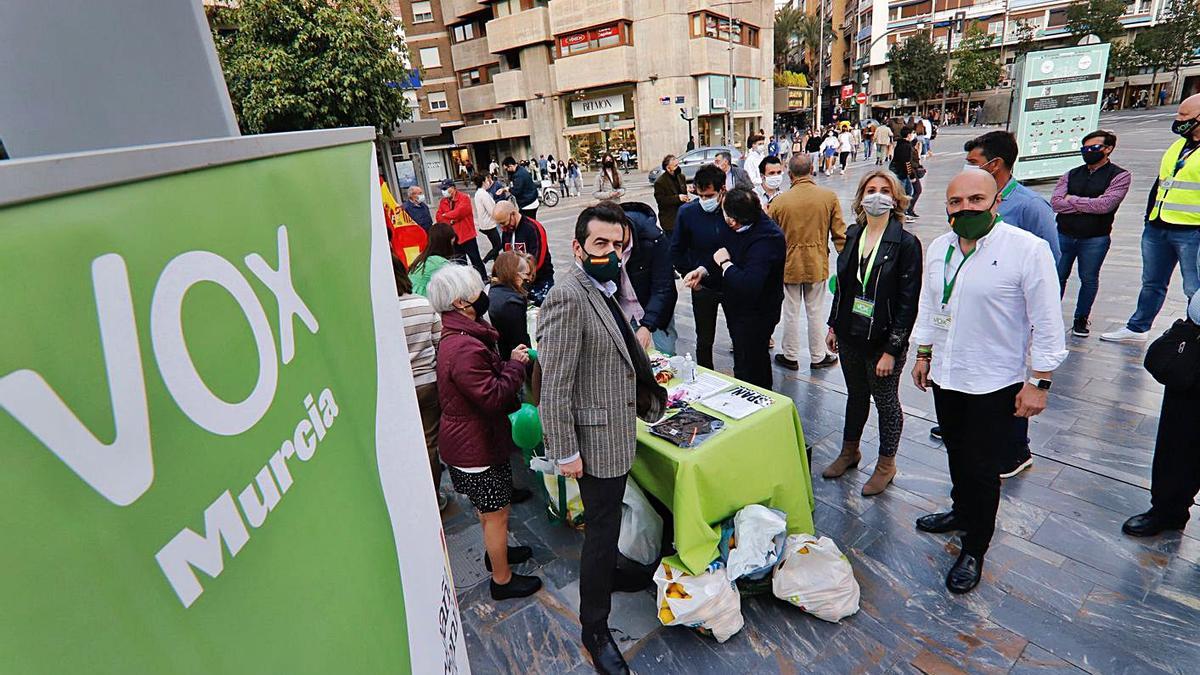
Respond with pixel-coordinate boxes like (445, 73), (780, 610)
(582, 627), (630, 675)
(946, 551), (982, 594)
(774, 353), (800, 371)
(915, 511), (966, 534)
(489, 572), (542, 600)
(1122, 511), (1188, 537)
(929, 426), (942, 441)
(811, 354), (839, 369)
(484, 545), (533, 572)
(511, 486), (533, 504)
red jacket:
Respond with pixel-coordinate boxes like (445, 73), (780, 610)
(436, 310), (526, 468)
(435, 191), (477, 244)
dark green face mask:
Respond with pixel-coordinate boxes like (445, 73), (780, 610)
(948, 197), (999, 239)
(580, 247), (621, 284)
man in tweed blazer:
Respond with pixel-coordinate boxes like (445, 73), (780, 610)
(538, 202), (665, 675)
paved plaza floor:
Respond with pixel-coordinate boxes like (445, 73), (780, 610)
(442, 108), (1200, 674)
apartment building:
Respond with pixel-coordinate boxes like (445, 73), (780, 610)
(395, 0), (775, 175)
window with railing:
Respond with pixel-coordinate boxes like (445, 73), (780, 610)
(555, 21), (633, 58)
(689, 12), (760, 47)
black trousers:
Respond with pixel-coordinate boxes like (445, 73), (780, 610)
(727, 311), (776, 390)
(481, 227), (502, 263)
(691, 287), (722, 369)
(932, 382), (1022, 557)
(907, 178), (923, 214)
(577, 472), (628, 631)
(1150, 386), (1200, 521)
(520, 206), (539, 222)
(456, 238), (486, 279)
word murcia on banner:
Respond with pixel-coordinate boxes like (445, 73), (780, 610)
(157, 388), (339, 608)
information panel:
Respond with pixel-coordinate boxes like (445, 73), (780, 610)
(1009, 43), (1111, 181)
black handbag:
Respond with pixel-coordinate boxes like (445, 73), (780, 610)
(1144, 319), (1200, 392)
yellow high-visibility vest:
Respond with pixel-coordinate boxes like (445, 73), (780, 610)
(1150, 137), (1200, 226)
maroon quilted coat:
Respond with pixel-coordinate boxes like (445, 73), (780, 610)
(436, 309), (526, 468)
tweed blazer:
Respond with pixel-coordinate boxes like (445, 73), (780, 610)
(537, 263), (663, 478)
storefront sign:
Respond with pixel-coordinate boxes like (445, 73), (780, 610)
(660, 96), (671, 105)
(559, 32), (588, 49)
(572, 93), (625, 118)
(1010, 43), (1111, 180)
(675, 96), (686, 104)
(0, 130), (468, 673)
(840, 85), (855, 100)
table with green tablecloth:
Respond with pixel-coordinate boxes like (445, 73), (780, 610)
(630, 369), (814, 576)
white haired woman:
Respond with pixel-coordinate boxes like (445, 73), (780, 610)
(426, 263), (542, 600)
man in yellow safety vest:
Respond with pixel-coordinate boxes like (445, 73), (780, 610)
(1101, 94), (1200, 342)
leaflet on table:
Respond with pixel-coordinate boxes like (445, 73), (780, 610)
(697, 386), (774, 420)
(668, 373), (731, 403)
(648, 407), (726, 448)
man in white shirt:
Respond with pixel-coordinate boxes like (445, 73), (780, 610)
(471, 173), (502, 263)
(754, 155), (786, 208)
(743, 133), (768, 188)
(909, 169), (1067, 594)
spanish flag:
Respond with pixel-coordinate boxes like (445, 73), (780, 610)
(381, 177), (426, 266)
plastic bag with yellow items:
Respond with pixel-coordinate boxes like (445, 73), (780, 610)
(771, 534), (860, 623)
(653, 562), (744, 643)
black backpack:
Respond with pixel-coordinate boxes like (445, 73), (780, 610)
(1144, 319), (1200, 393)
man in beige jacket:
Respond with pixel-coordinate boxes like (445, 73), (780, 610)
(768, 154), (847, 370)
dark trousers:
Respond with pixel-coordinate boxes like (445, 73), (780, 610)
(456, 238), (486, 279)
(520, 206), (539, 222)
(481, 227), (503, 263)
(932, 382), (1023, 557)
(727, 312), (776, 390)
(690, 287), (722, 369)
(578, 472), (628, 631)
(839, 340), (905, 456)
(907, 178), (923, 214)
(1150, 386), (1200, 522)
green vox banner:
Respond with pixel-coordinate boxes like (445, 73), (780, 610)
(0, 132), (467, 673)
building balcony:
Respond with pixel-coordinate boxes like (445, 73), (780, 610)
(554, 45), (637, 93)
(487, 7), (552, 54)
(458, 83), (501, 115)
(452, 118), (531, 144)
(687, 39), (763, 78)
(492, 70), (529, 104)
(450, 37), (498, 71)
(439, 0), (488, 22)
(549, 0), (630, 36)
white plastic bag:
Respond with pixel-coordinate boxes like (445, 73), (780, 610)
(542, 473), (584, 527)
(725, 505), (788, 581)
(772, 534), (860, 623)
(654, 562), (744, 643)
(618, 480), (663, 566)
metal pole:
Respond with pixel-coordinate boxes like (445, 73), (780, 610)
(727, 2), (736, 147)
(816, 2), (824, 128)
(940, 20), (952, 124)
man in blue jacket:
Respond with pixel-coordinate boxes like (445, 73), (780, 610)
(671, 164), (730, 369)
(619, 201), (679, 354)
(702, 187), (786, 389)
(402, 185), (434, 230)
(503, 156), (540, 221)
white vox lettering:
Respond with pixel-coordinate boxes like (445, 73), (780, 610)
(155, 489), (250, 608)
(244, 226), (319, 365)
(0, 254), (153, 506)
(151, 251), (279, 436)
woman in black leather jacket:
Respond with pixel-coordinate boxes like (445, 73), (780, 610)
(822, 169), (923, 496)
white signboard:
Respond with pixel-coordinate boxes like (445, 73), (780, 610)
(572, 93), (625, 118)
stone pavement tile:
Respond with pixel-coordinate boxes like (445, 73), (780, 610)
(551, 581), (658, 654)
(988, 594), (1167, 675)
(458, 584), (590, 675)
(813, 501), (886, 552)
(625, 623), (774, 674)
(1072, 587), (1200, 673)
(1030, 514), (1169, 594)
(986, 541), (1095, 620)
(1037, 430), (1152, 490)
(1008, 643), (1088, 674)
(1047, 465), (1152, 518)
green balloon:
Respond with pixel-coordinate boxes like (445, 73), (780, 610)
(510, 402), (543, 451)
(526, 347), (538, 362)
(828, 275), (837, 294)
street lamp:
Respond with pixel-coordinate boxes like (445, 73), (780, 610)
(939, 12), (966, 124)
(598, 114), (614, 156)
(680, 106), (697, 151)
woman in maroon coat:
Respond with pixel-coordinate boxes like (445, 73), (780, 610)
(426, 263), (542, 601)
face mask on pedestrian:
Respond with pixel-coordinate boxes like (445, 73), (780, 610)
(414, 194), (425, 203)
(578, 245), (622, 284)
(468, 291), (490, 320)
(861, 192), (894, 217)
(699, 195), (721, 212)
(755, 142), (766, 153)
(964, 157), (998, 175)
(1080, 144), (1107, 165)
(1171, 115), (1200, 138)
(947, 195), (999, 240)
(765, 174), (785, 190)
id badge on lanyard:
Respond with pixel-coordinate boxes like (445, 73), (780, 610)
(853, 231), (883, 318)
(937, 244), (974, 330)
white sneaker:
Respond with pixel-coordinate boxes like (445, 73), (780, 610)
(1099, 327), (1149, 343)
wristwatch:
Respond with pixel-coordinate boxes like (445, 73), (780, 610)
(1027, 377), (1052, 391)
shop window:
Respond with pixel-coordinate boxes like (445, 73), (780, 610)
(411, 1), (433, 24)
(1047, 9), (1067, 27)
(555, 22), (633, 58)
(428, 91), (449, 111)
(418, 46), (441, 69)
(689, 12), (760, 47)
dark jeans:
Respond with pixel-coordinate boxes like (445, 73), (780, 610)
(932, 381), (1023, 557)
(456, 238), (486, 279)
(690, 287), (723, 369)
(839, 152), (850, 170)
(727, 311), (777, 390)
(838, 340), (905, 456)
(520, 206), (539, 222)
(481, 227), (503, 263)
(1150, 386), (1200, 522)
(1057, 233), (1112, 320)
(1127, 224), (1200, 333)
(578, 472), (628, 631)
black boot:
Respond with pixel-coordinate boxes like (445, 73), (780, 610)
(582, 626), (629, 675)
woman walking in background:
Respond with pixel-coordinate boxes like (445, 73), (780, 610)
(824, 170), (923, 496)
(594, 153), (625, 201)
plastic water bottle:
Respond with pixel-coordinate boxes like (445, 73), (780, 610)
(684, 353), (696, 383)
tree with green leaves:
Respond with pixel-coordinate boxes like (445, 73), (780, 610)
(887, 33), (947, 111)
(795, 14), (833, 76)
(774, 5), (806, 72)
(210, 0), (411, 134)
(1133, 26), (1177, 106)
(1013, 19), (1038, 57)
(949, 24), (1004, 112)
(1107, 41), (1142, 78)
(1065, 0), (1128, 43)
(1157, 0), (1200, 101)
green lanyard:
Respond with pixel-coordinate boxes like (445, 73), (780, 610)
(942, 244), (975, 305)
(1000, 179), (1018, 199)
(856, 229), (883, 291)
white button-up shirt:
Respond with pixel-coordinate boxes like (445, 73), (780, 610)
(911, 220), (1067, 395)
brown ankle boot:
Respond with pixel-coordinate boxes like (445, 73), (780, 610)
(822, 440), (861, 479)
(862, 454), (897, 496)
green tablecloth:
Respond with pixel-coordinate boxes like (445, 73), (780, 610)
(630, 370), (814, 576)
